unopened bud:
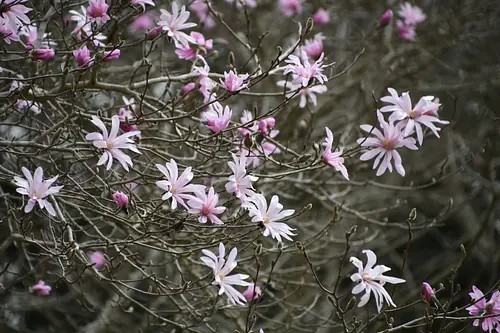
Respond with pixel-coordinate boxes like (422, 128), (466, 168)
(422, 282), (435, 304)
(379, 9), (393, 27)
(112, 191), (129, 208)
(32, 48), (55, 61)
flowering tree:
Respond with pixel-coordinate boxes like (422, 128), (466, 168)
(1, 0), (500, 332)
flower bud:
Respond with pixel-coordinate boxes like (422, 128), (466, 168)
(312, 8), (330, 25)
(182, 82), (196, 96)
(32, 48), (55, 61)
(422, 282), (434, 303)
(89, 251), (105, 270)
(103, 49), (120, 62)
(31, 280), (51, 296)
(379, 9), (393, 27)
(242, 283), (262, 302)
(112, 191), (129, 207)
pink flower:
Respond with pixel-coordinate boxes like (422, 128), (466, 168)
(379, 9), (393, 27)
(357, 110), (418, 177)
(422, 282), (434, 304)
(238, 110), (259, 137)
(201, 100), (232, 133)
(156, 159), (205, 210)
(89, 251), (105, 270)
(323, 127), (349, 180)
(103, 49), (120, 62)
(466, 286), (500, 332)
(188, 187), (226, 224)
(0, 0), (32, 34)
(242, 283), (262, 302)
(0, 23), (20, 44)
(243, 193), (296, 242)
(31, 280), (51, 296)
(146, 25), (163, 40)
(190, 0), (216, 29)
(225, 153), (259, 202)
(175, 32), (212, 61)
(398, 2), (426, 26)
(73, 46), (93, 68)
(175, 44), (197, 60)
(302, 33), (324, 59)
(158, 2), (197, 47)
(396, 20), (416, 41)
(87, 0), (110, 24)
(112, 191), (129, 207)
(380, 88), (449, 145)
(85, 115), (141, 171)
(283, 51), (327, 87)
(225, 0), (257, 9)
(220, 70), (249, 93)
(32, 48), (55, 61)
(278, 0), (303, 17)
(258, 118), (275, 137)
(200, 243), (250, 305)
(13, 167), (63, 216)
(182, 82), (196, 96)
(312, 8), (329, 25)
(20, 25), (56, 50)
(131, 0), (155, 11)
(129, 14), (154, 33)
(276, 80), (327, 108)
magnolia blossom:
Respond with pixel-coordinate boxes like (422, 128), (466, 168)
(32, 49), (55, 61)
(396, 20), (416, 41)
(112, 191), (128, 207)
(243, 194), (296, 242)
(302, 33), (324, 59)
(20, 25), (56, 50)
(103, 49), (120, 62)
(158, 2), (197, 47)
(258, 118), (275, 137)
(225, 0), (257, 8)
(380, 88), (449, 146)
(398, 2), (426, 26)
(357, 110), (418, 176)
(85, 115), (141, 171)
(15, 99), (42, 114)
(422, 282), (434, 304)
(312, 8), (329, 25)
(190, 0), (216, 29)
(0, 23), (20, 44)
(225, 153), (258, 202)
(200, 243), (250, 306)
(220, 70), (250, 92)
(466, 286), (500, 332)
(118, 108), (140, 134)
(69, 5), (107, 46)
(156, 159), (204, 210)
(131, 0), (155, 11)
(276, 80), (327, 108)
(242, 283), (262, 302)
(175, 31), (213, 60)
(201, 99), (232, 133)
(188, 187), (226, 224)
(0, 0), (32, 34)
(193, 59), (217, 101)
(87, 0), (110, 23)
(323, 127), (349, 180)
(89, 251), (105, 270)
(73, 46), (93, 68)
(278, 0), (302, 17)
(283, 51), (327, 87)
(13, 167), (63, 216)
(31, 280), (51, 296)
(379, 9), (393, 27)
(350, 250), (406, 313)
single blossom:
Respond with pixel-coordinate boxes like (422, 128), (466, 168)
(188, 186), (226, 224)
(131, 0), (155, 11)
(323, 127), (349, 180)
(398, 2), (426, 26)
(31, 280), (51, 296)
(32, 48), (55, 61)
(69, 5), (107, 46)
(357, 110), (418, 177)
(103, 49), (120, 62)
(312, 8), (329, 25)
(0, 0), (32, 34)
(193, 59), (217, 101)
(200, 243), (250, 306)
(13, 167), (63, 216)
(220, 70), (249, 92)
(278, 0), (303, 17)
(243, 193), (296, 242)
(20, 25), (56, 50)
(156, 159), (205, 210)
(85, 115), (141, 171)
(225, 153), (259, 202)
(112, 191), (129, 207)
(396, 20), (416, 41)
(350, 250), (406, 313)
(87, 0), (110, 24)
(380, 88), (449, 145)
(379, 9), (393, 27)
(276, 80), (327, 108)
(158, 2), (197, 47)
(242, 283), (262, 302)
(118, 107), (140, 134)
(201, 99), (232, 133)
(73, 45), (93, 68)
(302, 33), (324, 59)
(466, 286), (500, 333)
(422, 282), (434, 304)
(89, 251), (105, 270)
(258, 118), (276, 137)
(283, 51), (327, 87)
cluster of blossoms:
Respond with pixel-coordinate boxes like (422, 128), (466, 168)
(378, 3), (426, 41)
(467, 286), (500, 332)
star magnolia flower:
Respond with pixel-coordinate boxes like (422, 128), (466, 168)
(112, 191), (128, 207)
(200, 243), (250, 306)
(278, 0), (303, 17)
(156, 159), (204, 210)
(175, 31), (213, 60)
(225, 153), (259, 202)
(380, 88), (449, 146)
(31, 280), (51, 296)
(276, 80), (327, 108)
(422, 282), (434, 304)
(243, 194), (295, 242)
(323, 127), (349, 180)
(225, 0), (257, 9)
(201, 99), (232, 133)
(193, 59), (217, 101)
(220, 70), (249, 92)
(73, 46), (93, 68)
(302, 33), (325, 59)
(350, 250), (406, 313)
(85, 115), (141, 171)
(188, 187), (226, 224)
(87, 0), (110, 24)
(20, 25), (56, 50)
(13, 167), (63, 216)
(466, 286), (500, 332)
(0, 23), (20, 44)
(283, 51), (327, 87)
(238, 110), (259, 137)
(0, 0), (32, 34)
(131, 0), (155, 11)
(158, 2), (197, 47)
(357, 110), (418, 177)
(242, 283), (262, 302)
(398, 2), (426, 26)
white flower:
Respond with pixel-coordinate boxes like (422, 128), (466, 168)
(225, 153), (258, 202)
(243, 193), (296, 242)
(158, 2), (197, 47)
(350, 250), (406, 313)
(85, 115), (141, 171)
(200, 243), (250, 306)
(13, 167), (63, 216)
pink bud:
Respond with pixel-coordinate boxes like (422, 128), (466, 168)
(312, 8), (330, 25)
(31, 280), (51, 296)
(32, 49), (55, 61)
(103, 49), (120, 62)
(258, 118), (276, 137)
(422, 282), (434, 303)
(182, 82), (196, 96)
(112, 191), (129, 207)
(89, 251), (106, 270)
(242, 283), (262, 302)
(147, 26), (163, 40)
(379, 9), (393, 27)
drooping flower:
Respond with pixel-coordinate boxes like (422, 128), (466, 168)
(283, 51), (327, 87)
(278, 0), (303, 17)
(323, 127), (349, 180)
(13, 167), (63, 216)
(87, 0), (110, 24)
(158, 2), (197, 47)
(357, 110), (418, 176)
(200, 243), (250, 305)
(220, 70), (249, 93)
(422, 282), (434, 304)
(32, 49), (55, 61)
(156, 159), (205, 210)
(31, 280), (51, 296)
(379, 9), (393, 27)
(85, 115), (141, 171)
(302, 33), (324, 59)
(243, 193), (295, 242)
(276, 80), (327, 108)
(466, 286), (500, 333)
(242, 283), (262, 302)
(201, 99), (232, 133)
(188, 186), (226, 224)
(350, 250), (406, 313)
(131, 0), (155, 11)
(225, 153), (259, 202)
(312, 8), (329, 25)
(73, 46), (93, 68)
(0, 0), (32, 34)
(89, 251), (105, 270)
(112, 191), (128, 207)
(398, 2), (426, 26)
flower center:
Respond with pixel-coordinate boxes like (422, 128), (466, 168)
(383, 139), (395, 150)
(106, 141), (113, 149)
(263, 216), (270, 224)
(201, 206), (210, 216)
(218, 273), (225, 280)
